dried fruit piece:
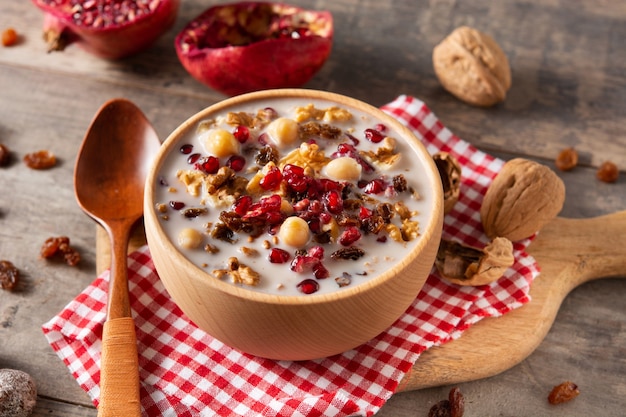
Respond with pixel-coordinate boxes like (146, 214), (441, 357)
(40, 236), (81, 266)
(174, 2), (333, 96)
(31, 0), (181, 59)
(23, 150), (56, 170)
(433, 152), (461, 214)
(1, 28), (18, 47)
(0, 144), (11, 167)
(0, 369), (37, 416)
(448, 387), (465, 417)
(480, 158), (565, 241)
(555, 147), (578, 171)
(0, 261), (19, 291)
(596, 160), (619, 183)
(433, 26), (511, 107)
(435, 237), (514, 286)
(548, 381), (580, 404)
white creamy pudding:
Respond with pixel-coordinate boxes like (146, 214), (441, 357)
(153, 97), (432, 296)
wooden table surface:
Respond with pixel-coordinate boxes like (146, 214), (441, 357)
(1, 1), (625, 416)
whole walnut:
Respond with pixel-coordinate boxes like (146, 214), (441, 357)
(480, 158), (565, 241)
(433, 26), (511, 107)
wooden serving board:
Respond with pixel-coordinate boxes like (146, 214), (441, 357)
(95, 211), (626, 392)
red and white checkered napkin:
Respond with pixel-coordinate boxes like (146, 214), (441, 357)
(42, 95), (539, 417)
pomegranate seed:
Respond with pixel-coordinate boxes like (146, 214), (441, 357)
(180, 144), (193, 154)
(323, 190), (343, 214)
(197, 156), (220, 174)
(226, 155), (246, 172)
(308, 246), (324, 259)
(293, 198), (310, 212)
(363, 178), (386, 194)
(346, 133), (360, 146)
(319, 212), (332, 224)
(290, 254), (318, 273)
(169, 201), (185, 210)
(283, 164), (309, 193)
(233, 125), (250, 143)
(364, 128), (385, 143)
(257, 133), (269, 145)
(232, 195), (252, 216)
(359, 206), (373, 219)
(313, 263), (329, 279)
(265, 211), (284, 225)
(339, 226), (361, 246)
(259, 165), (283, 190)
(297, 279), (319, 294)
(374, 123), (387, 133)
(187, 153), (201, 164)
(268, 248), (290, 263)
(262, 107), (278, 119)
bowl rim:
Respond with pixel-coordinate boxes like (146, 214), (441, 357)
(145, 88), (443, 306)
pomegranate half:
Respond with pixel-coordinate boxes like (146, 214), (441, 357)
(174, 2), (333, 96)
(31, 0), (181, 60)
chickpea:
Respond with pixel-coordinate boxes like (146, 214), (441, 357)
(278, 216), (311, 248)
(201, 128), (240, 157)
(267, 117), (299, 148)
(177, 227), (203, 249)
(323, 156), (362, 181)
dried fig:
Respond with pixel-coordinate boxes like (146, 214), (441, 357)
(433, 152), (461, 214)
(433, 26), (511, 107)
(435, 237), (514, 286)
(480, 158), (565, 241)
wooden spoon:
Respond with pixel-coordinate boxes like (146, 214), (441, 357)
(74, 98), (161, 417)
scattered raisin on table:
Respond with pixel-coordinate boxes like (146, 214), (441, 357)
(1, 28), (18, 47)
(24, 150), (57, 170)
(0, 260), (19, 290)
(0, 143), (10, 167)
(596, 160), (619, 183)
(555, 147), (578, 171)
(428, 400), (451, 417)
(548, 381), (580, 404)
(428, 387), (465, 417)
(41, 236), (81, 266)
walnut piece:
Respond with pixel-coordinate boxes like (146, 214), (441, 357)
(435, 237), (514, 286)
(433, 152), (462, 214)
(433, 26), (511, 107)
(480, 158), (565, 241)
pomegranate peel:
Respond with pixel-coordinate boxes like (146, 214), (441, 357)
(174, 2), (333, 96)
(31, 0), (181, 59)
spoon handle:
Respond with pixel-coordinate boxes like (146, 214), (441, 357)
(98, 318), (142, 417)
(97, 222), (142, 417)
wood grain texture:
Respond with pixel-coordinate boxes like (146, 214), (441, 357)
(0, 0), (624, 415)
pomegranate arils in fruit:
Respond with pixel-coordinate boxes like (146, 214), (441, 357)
(32, 0), (181, 59)
(196, 156), (220, 174)
(312, 262), (329, 279)
(232, 195), (252, 216)
(259, 165), (283, 190)
(363, 178), (386, 194)
(187, 153), (201, 164)
(233, 125), (250, 143)
(268, 248), (290, 264)
(323, 189), (343, 214)
(296, 279), (319, 295)
(174, 2), (333, 96)
(169, 201), (185, 210)
(226, 155), (246, 172)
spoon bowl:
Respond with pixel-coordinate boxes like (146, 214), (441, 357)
(74, 98), (161, 416)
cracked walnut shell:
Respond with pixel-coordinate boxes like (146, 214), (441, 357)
(480, 158), (565, 241)
(433, 26), (511, 107)
(433, 152), (462, 214)
(435, 237), (514, 286)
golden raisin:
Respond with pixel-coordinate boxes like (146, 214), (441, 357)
(1, 28), (17, 47)
(555, 147), (578, 171)
(0, 260), (19, 290)
(41, 236), (81, 266)
(548, 381), (580, 404)
(24, 150), (56, 170)
(0, 143), (10, 167)
(596, 161), (619, 183)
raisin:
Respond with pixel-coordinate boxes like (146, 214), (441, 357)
(392, 174), (408, 192)
(555, 147), (578, 171)
(0, 260), (19, 290)
(0, 143), (11, 166)
(596, 161), (619, 183)
(24, 150), (56, 170)
(428, 400), (451, 417)
(548, 381), (580, 404)
(211, 222), (236, 243)
(300, 121), (342, 140)
(182, 207), (209, 219)
(448, 387), (465, 417)
(1, 28), (18, 47)
(255, 145), (279, 166)
(41, 236), (81, 266)
(331, 247), (365, 260)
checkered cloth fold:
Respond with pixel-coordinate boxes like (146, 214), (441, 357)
(42, 96), (539, 417)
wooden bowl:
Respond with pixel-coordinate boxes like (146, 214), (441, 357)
(144, 89), (443, 360)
